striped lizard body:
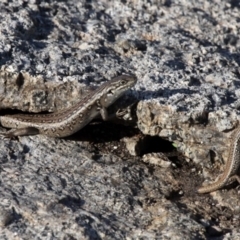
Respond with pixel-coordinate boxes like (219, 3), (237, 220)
(198, 125), (240, 193)
(0, 75), (137, 138)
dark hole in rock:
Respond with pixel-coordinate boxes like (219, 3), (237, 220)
(140, 136), (176, 156)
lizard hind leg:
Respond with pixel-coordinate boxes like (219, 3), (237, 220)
(229, 175), (240, 190)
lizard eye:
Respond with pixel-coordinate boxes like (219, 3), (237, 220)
(121, 80), (126, 85)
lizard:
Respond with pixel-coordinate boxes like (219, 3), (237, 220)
(0, 74), (137, 138)
(198, 124), (240, 193)
(3, 73), (240, 193)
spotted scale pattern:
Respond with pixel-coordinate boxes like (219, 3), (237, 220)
(0, 75), (137, 137)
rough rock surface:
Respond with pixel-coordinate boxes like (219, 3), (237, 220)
(1, 0), (240, 239)
(0, 69), (88, 112)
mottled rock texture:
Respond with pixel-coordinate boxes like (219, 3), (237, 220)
(1, 0), (240, 239)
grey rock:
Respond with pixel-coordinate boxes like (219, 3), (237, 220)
(0, 0), (240, 239)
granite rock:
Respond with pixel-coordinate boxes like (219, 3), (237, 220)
(1, 0), (240, 239)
